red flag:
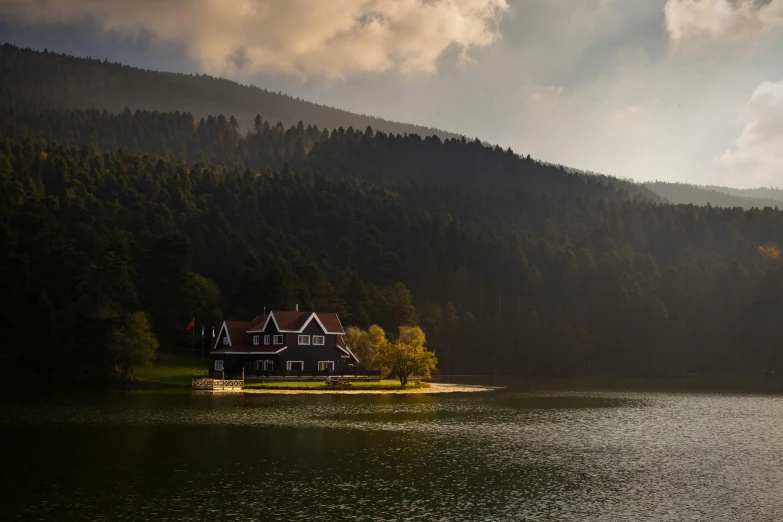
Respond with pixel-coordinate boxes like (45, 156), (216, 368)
(186, 317), (195, 331)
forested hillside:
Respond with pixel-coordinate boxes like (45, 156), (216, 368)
(647, 181), (783, 210)
(0, 44), (461, 139)
(0, 108), (659, 200)
(4, 122), (783, 382)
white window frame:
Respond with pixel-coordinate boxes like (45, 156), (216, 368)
(214, 360), (224, 371)
(264, 335), (270, 345)
(313, 335), (325, 345)
(255, 360), (274, 371)
(318, 361), (334, 371)
(222, 337), (229, 346)
(252, 335), (260, 345)
(287, 361), (304, 371)
(298, 335), (311, 345)
(273, 334), (283, 345)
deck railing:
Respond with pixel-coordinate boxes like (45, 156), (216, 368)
(192, 378), (244, 390)
(213, 369), (382, 380)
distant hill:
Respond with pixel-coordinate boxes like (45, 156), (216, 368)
(705, 185), (783, 204)
(646, 182), (783, 209)
(0, 43), (463, 140)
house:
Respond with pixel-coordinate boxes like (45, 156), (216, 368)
(209, 310), (359, 377)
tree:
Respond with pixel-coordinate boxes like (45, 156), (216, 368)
(377, 326), (437, 386)
(110, 312), (160, 379)
(344, 324), (387, 370)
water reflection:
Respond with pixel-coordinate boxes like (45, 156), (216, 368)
(1, 390), (782, 521)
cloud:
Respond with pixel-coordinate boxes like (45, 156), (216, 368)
(665, 0), (783, 43)
(0, 0), (509, 79)
(718, 80), (783, 186)
(528, 84), (564, 106)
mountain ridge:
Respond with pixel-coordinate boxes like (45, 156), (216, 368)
(0, 43), (464, 140)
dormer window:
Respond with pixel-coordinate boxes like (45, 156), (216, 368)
(222, 337), (229, 346)
(252, 335), (259, 345)
(313, 335), (325, 345)
(264, 335), (270, 345)
(273, 335), (283, 344)
(298, 335), (310, 345)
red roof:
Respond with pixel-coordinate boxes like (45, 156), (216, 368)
(213, 312), (353, 360)
(217, 311), (345, 351)
(316, 312), (344, 334)
(226, 321), (253, 344)
(259, 310), (345, 334)
(248, 314), (268, 331)
(273, 311), (311, 331)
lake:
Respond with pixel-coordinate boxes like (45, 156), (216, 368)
(1, 388), (782, 521)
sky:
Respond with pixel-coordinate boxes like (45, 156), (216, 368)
(0, 0), (781, 188)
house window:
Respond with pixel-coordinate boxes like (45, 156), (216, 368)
(298, 335), (310, 345)
(214, 360), (224, 371)
(222, 337), (229, 346)
(318, 361), (334, 371)
(252, 335), (259, 345)
(264, 335), (270, 345)
(287, 361), (304, 371)
(313, 335), (325, 345)
(273, 335), (283, 344)
(256, 360), (274, 371)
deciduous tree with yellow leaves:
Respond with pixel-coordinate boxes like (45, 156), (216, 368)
(377, 326), (438, 386)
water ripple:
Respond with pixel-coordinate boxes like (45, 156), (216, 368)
(1, 390), (782, 521)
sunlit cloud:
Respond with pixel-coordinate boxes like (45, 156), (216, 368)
(719, 80), (783, 186)
(665, 0), (783, 44)
(0, 0), (510, 79)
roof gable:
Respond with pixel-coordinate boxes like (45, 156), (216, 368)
(213, 320), (253, 350)
(315, 312), (345, 334)
(248, 310), (345, 334)
(273, 311), (311, 331)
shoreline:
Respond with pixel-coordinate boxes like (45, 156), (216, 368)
(240, 383), (501, 395)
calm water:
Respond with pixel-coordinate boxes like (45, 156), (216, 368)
(1, 389), (782, 521)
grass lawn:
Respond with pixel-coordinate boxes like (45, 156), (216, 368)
(129, 353), (210, 387)
(243, 379), (429, 390)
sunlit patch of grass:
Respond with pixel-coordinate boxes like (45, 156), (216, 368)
(129, 353), (210, 386)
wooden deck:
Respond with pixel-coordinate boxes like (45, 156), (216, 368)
(192, 378), (244, 391)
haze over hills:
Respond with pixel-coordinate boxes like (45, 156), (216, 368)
(0, 44), (463, 140)
(647, 182), (783, 210)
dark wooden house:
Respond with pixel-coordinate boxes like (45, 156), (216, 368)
(209, 310), (360, 377)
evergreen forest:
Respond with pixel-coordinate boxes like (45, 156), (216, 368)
(3, 47), (783, 383)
